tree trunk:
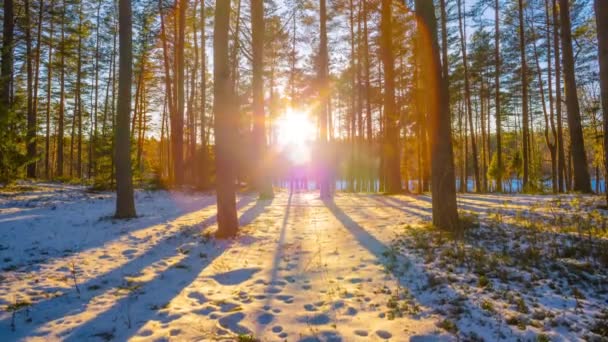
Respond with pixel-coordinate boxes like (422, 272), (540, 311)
(494, 0), (503, 192)
(173, 0), (187, 186)
(517, 0), (530, 190)
(76, 5), (83, 179)
(214, 0), (239, 238)
(415, 0), (459, 231)
(380, 0), (401, 193)
(0, 0), (13, 180)
(115, 0), (136, 218)
(319, 0), (332, 198)
(25, 0), (36, 178)
(251, 0), (274, 198)
(199, 0), (208, 188)
(45, 0), (55, 179)
(552, 0), (565, 192)
(559, 0), (592, 193)
(595, 0), (608, 201)
(363, 0), (373, 191)
(56, 0), (66, 177)
(90, 0), (102, 178)
(457, 0), (480, 192)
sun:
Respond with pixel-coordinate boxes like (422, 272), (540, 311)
(274, 108), (316, 164)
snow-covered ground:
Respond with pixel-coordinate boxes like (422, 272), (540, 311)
(0, 183), (607, 341)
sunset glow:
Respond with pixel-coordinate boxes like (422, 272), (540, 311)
(275, 108), (316, 165)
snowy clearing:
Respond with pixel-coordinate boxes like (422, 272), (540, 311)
(1, 184), (607, 341)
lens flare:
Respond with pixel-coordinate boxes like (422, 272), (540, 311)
(275, 108), (315, 165)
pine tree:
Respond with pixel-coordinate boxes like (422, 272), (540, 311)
(114, 0), (136, 218)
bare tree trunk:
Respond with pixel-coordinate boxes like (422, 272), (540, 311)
(596, 0), (608, 202)
(76, 4), (83, 179)
(494, 0), (503, 192)
(380, 0), (401, 193)
(90, 0), (102, 178)
(214, 0), (239, 238)
(415, 0), (459, 231)
(552, 0), (565, 192)
(199, 0), (208, 188)
(25, 0), (36, 178)
(251, 0), (273, 198)
(319, 0), (332, 198)
(45, 0), (55, 179)
(559, 0), (592, 193)
(115, 0), (136, 218)
(189, 0), (199, 182)
(33, 0), (43, 176)
(457, 0), (480, 192)
(363, 0), (373, 190)
(0, 0), (13, 179)
(173, 0), (187, 186)
(518, 0), (530, 189)
(56, 0), (66, 177)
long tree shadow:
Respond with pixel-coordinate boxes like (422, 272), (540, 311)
(63, 197), (274, 341)
(1, 196), (259, 339)
(0, 191), (219, 274)
(322, 199), (515, 340)
(255, 192), (292, 336)
(366, 195), (432, 221)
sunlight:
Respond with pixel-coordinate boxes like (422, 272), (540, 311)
(275, 108), (316, 165)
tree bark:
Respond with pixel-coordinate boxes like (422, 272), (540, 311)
(415, 0), (459, 231)
(26, 0), (36, 178)
(214, 0), (239, 238)
(45, 0), (55, 179)
(251, 0), (274, 198)
(319, 0), (332, 198)
(115, 0), (136, 218)
(380, 0), (401, 193)
(199, 0), (208, 188)
(494, 0), (503, 191)
(56, 0), (66, 177)
(518, 0), (530, 189)
(595, 0), (608, 201)
(0, 0), (13, 180)
(559, 0), (592, 193)
(457, 0), (480, 192)
(173, 0), (187, 186)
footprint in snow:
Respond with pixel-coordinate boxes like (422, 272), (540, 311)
(212, 267), (261, 286)
(218, 312), (251, 335)
(376, 330), (392, 339)
(257, 312), (274, 325)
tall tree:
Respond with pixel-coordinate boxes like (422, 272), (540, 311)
(319, 0), (332, 198)
(415, 0), (459, 230)
(0, 0), (14, 181)
(518, 0), (531, 189)
(25, 0), (36, 178)
(251, 0), (274, 198)
(45, 0), (55, 178)
(214, 0), (239, 238)
(494, 0), (503, 192)
(115, 0), (136, 218)
(173, 0), (187, 186)
(199, 0), (209, 188)
(559, 0), (592, 193)
(380, 0), (401, 193)
(56, 0), (66, 177)
(596, 0), (608, 201)
(457, 0), (481, 192)
(552, 0), (565, 192)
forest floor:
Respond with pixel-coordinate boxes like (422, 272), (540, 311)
(0, 183), (607, 341)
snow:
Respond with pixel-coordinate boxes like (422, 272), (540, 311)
(1, 183), (607, 341)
